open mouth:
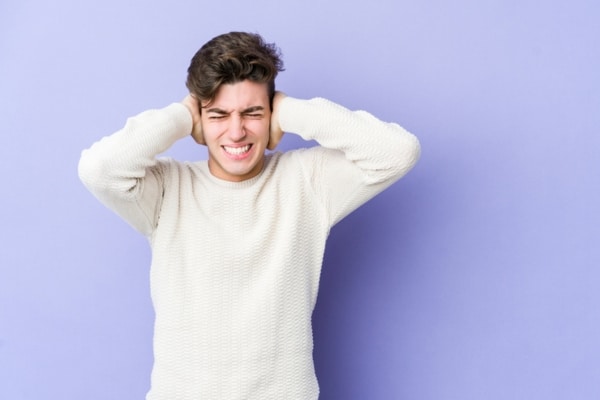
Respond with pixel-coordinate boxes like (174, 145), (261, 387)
(223, 144), (252, 156)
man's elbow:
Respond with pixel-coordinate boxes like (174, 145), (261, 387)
(78, 149), (111, 193)
(391, 132), (421, 179)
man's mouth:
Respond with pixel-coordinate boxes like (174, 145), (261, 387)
(223, 144), (252, 156)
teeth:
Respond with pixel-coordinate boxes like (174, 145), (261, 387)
(224, 145), (251, 155)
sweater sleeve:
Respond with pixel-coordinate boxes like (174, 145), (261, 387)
(78, 103), (193, 235)
(277, 96), (421, 226)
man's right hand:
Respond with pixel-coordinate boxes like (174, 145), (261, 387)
(182, 94), (205, 145)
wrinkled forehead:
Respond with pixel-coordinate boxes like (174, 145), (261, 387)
(201, 80), (270, 110)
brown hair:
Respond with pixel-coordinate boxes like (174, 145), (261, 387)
(186, 32), (284, 108)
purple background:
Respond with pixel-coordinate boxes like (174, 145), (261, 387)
(1, 0), (599, 399)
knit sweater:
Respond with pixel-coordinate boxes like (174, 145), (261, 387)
(78, 96), (420, 400)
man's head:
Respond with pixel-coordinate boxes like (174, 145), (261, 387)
(186, 32), (284, 108)
(186, 32), (285, 182)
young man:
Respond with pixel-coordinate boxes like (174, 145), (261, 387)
(79, 32), (420, 400)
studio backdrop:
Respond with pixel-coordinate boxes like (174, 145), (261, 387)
(1, 0), (599, 399)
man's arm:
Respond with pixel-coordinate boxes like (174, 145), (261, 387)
(273, 94), (421, 226)
(78, 102), (193, 235)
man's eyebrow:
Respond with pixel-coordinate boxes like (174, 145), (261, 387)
(205, 106), (265, 115)
(241, 106), (265, 114)
(205, 108), (230, 115)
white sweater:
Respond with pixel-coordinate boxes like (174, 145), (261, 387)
(78, 96), (420, 400)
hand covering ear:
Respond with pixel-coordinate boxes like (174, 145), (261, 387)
(182, 94), (205, 145)
(267, 91), (285, 150)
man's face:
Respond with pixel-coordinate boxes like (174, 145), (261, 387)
(201, 80), (271, 182)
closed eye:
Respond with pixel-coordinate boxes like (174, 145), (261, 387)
(205, 107), (229, 120)
(242, 106), (265, 119)
(205, 106), (265, 120)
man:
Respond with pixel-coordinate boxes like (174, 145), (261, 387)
(79, 31), (420, 400)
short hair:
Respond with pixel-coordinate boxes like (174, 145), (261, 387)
(186, 32), (284, 108)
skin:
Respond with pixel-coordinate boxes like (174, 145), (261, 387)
(182, 81), (285, 182)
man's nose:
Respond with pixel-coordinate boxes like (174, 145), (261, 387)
(228, 114), (246, 141)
